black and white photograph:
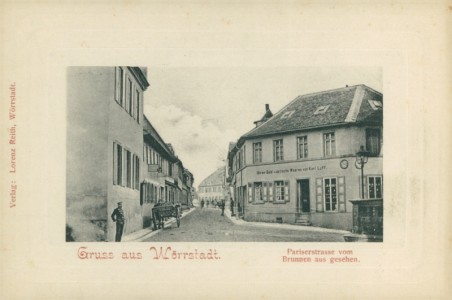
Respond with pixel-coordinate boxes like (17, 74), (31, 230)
(66, 66), (383, 243)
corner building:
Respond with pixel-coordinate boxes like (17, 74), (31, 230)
(67, 67), (149, 241)
(227, 85), (383, 231)
(66, 67), (194, 241)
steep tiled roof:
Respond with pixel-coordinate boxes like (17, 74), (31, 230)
(243, 85), (382, 139)
(199, 168), (225, 187)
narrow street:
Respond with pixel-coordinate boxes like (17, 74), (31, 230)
(142, 208), (346, 242)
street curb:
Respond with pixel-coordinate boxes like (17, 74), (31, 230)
(123, 207), (197, 242)
(224, 210), (350, 235)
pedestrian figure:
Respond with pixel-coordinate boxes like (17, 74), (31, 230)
(111, 202), (125, 242)
(220, 199), (225, 216)
(201, 199), (205, 208)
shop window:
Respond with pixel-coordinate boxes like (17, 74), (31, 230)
(297, 136), (308, 159)
(323, 132), (336, 156)
(273, 139), (284, 162)
(368, 176), (382, 199)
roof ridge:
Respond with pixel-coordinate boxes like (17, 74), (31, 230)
(344, 85), (365, 123)
(296, 84), (361, 99)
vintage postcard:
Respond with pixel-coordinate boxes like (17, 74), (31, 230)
(1, 1), (451, 299)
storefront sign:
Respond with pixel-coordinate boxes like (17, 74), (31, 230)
(256, 165), (326, 175)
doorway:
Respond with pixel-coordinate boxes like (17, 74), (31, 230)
(297, 179), (310, 213)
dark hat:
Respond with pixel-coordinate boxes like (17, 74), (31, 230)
(117, 202), (123, 205)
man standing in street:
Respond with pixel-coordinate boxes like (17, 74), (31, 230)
(220, 199), (225, 216)
(111, 202), (125, 242)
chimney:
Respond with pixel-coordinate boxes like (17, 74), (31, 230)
(265, 104), (269, 111)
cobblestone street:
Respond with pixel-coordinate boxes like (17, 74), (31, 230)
(142, 208), (346, 242)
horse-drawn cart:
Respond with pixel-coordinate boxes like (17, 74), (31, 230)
(152, 202), (181, 230)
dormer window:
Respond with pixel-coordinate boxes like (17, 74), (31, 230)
(368, 100), (383, 110)
(280, 110), (295, 119)
(314, 105), (330, 115)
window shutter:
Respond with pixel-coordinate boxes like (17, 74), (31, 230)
(263, 182), (267, 202)
(268, 182), (273, 202)
(316, 178), (324, 212)
(284, 180), (290, 203)
(248, 183), (253, 203)
(338, 176), (346, 212)
(131, 154), (135, 189)
(113, 142), (117, 185)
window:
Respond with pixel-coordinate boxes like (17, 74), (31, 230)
(368, 176), (382, 199)
(125, 77), (131, 114)
(134, 155), (140, 190)
(314, 105), (330, 115)
(274, 181), (288, 202)
(297, 136), (308, 159)
(366, 128), (381, 156)
(126, 150), (132, 188)
(273, 139), (284, 161)
(136, 89), (141, 123)
(253, 142), (262, 163)
(237, 147), (245, 169)
(324, 178), (337, 212)
(114, 143), (139, 190)
(254, 182), (263, 202)
(323, 132), (335, 156)
(281, 110), (295, 119)
(114, 143), (123, 186)
(115, 67), (124, 106)
(114, 67), (141, 124)
(368, 100), (383, 110)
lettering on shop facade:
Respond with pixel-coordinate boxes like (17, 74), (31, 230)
(256, 165), (326, 175)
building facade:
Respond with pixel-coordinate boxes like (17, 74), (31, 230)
(227, 85), (383, 231)
(141, 121), (194, 228)
(66, 66), (193, 242)
(198, 168), (227, 207)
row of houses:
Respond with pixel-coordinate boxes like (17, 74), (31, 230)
(226, 85), (383, 231)
(66, 66), (194, 242)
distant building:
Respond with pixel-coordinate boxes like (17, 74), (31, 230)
(198, 168), (226, 207)
(66, 66), (193, 242)
(227, 85), (383, 231)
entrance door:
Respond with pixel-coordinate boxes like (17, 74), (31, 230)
(297, 179), (310, 213)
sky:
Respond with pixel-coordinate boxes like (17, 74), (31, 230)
(143, 66), (382, 187)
